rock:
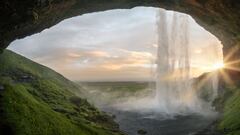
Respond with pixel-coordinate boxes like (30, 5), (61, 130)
(19, 75), (34, 82)
(112, 114), (116, 119)
(195, 121), (223, 135)
(0, 85), (4, 91)
(0, 0), (239, 63)
(137, 129), (147, 135)
(32, 11), (39, 21)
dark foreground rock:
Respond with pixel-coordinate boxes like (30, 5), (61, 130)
(137, 129), (147, 135)
(0, 85), (4, 91)
(195, 121), (223, 135)
(0, 0), (240, 67)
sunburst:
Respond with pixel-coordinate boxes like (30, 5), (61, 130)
(196, 45), (240, 89)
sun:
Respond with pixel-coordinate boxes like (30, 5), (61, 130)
(211, 62), (225, 70)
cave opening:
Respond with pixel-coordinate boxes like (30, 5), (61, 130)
(6, 7), (224, 135)
(8, 7), (223, 81)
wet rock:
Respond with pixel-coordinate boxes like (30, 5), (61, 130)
(0, 85), (4, 97)
(195, 121), (223, 135)
(32, 11), (39, 21)
(0, 85), (4, 91)
(19, 75), (34, 82)
(112, 114), (116, 119)
(137, 129), (147, 135)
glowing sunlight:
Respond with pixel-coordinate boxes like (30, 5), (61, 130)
(211, 62), (225, 70)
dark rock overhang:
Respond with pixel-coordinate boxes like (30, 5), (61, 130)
(0, 0), (239, 60)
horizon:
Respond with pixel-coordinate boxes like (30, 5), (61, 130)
(8, 7), (223, 81)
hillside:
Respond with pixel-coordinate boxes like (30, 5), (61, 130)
(77, 82), (152, 107)
(0, 50), (123, 135)
(194, 71), (240, 135)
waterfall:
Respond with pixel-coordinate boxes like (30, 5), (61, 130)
(112, 9), (218, 116)
(155, 9), (202, 114)
(211, 72), (219, 101)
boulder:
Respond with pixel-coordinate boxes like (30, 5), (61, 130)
(137, 129), (147, 135)
(0, 85), (4, 91)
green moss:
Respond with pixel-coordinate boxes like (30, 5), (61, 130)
(1, 84), (88, 135)
(218, 88), (240, 135)
(0, 50), (121, 135)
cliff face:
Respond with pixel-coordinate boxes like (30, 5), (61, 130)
(193, 69), (240, 135)
(0, 50), (122, 135)
(0, 0), (240, 60)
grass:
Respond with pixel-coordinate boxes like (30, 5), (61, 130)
(218, 87), (240, 135)
(77, 82), (152, 106)
(2, 49), (240, 135)
(0, 50), (122, 135)
(80, 82), (149, 93)
(193, 71), (240, 135)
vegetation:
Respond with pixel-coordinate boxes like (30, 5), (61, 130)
(77, 82), (152, 106)
(0, 50), (122, 135)
(217, 86), (240, 135)
(79, 82), (149, 93)
(1, 49), (240, 135)
(193, 71), (240, 135)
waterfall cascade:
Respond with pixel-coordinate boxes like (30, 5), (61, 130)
(112, 9), (219, 116)
(155, 9), (203, 114)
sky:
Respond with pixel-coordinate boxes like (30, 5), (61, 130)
(8, 7), (223, 81)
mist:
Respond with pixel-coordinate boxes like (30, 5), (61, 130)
(75, 9), (220, 118)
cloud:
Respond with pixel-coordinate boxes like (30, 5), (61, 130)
(18, 44), (155, 81)
(8, 7), (223, 81)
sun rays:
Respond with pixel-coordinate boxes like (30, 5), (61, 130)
(195, 45), (240, 90)
(211, 62), (225, 70)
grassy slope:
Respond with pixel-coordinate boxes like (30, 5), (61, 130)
(0, 50), (121, 135)
(217, 87), (240, 135)
(195, 71), (240, 135)
(78, 82), (151, 107)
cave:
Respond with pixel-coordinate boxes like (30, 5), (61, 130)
(1, 0), (240, 82)
(0, 0), (240, 135)
(1, 0), (239, 59)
